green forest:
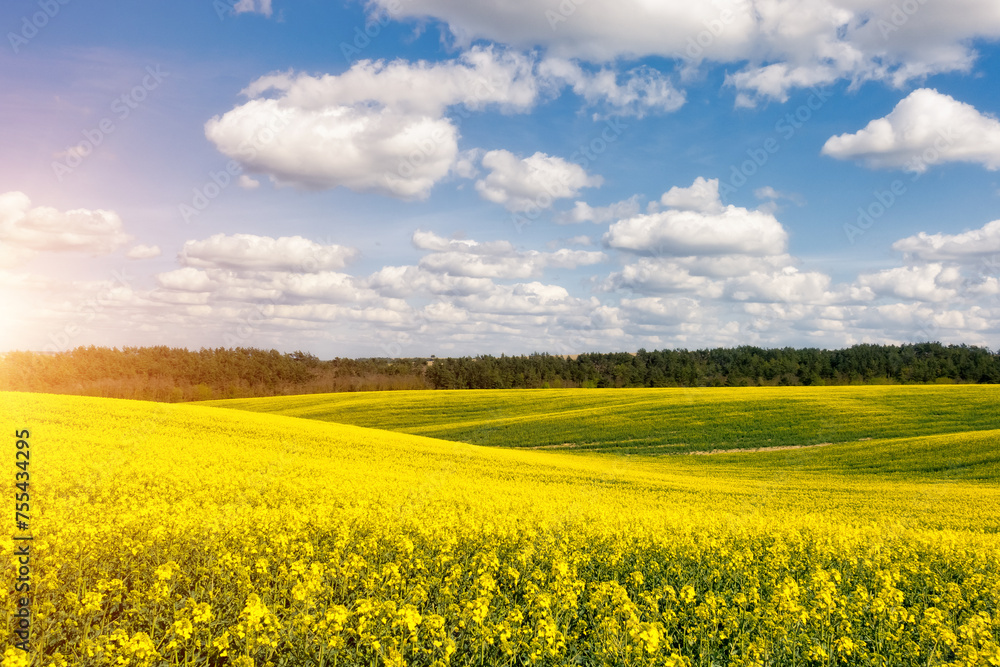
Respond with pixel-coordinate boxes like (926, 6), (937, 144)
(1, 342), (998, 401)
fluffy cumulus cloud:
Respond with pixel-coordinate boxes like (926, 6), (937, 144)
(822, 89), (1000, 172)
(659, 177), (724, 214)
(368, 0), (1000, 104)
(205, 46), (538, 199)
(858, 264), (961, 302)
(604, 178), (787, 256)
(206, 45), (689, 201)
(0, 191), (131, 264)
(597, 177), (873, 314)
(725, 267), (837, 304)
(475, 150), (603, 212)
(179, 233), (358, 272)
(892, 219), (1000, 262)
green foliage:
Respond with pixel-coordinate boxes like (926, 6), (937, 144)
(424, 343), (1000, 389)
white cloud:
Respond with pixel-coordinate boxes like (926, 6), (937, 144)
(155, 264), (379, 306)
(822, 89), (1000, 172)
(418, 250), (605, 279)
(538, 59), (685, 118)
(452, 149), (484, 179)
(755, 186), (782, 200)
(726, 63), (840, 107)
(753, 186), (802, 205)
(412, 230), (605, 279)
(475, 150), (603, 212)
(892, 219), (1000, 262)
(179, 233), (358, 272)
(126, 244), (162, 260)
(238, 175), (261, 189)
(679, 254), (797, 279)
(371, 0), (757, 62)
(205, 46), (538, 199)
(660, 177), (724, 213)
(605, 255), (860, 307)
(368, 0), (1000, 104)
(725, 267), (835, 304)
(156, 267), (215, 293)
(619, 296), (707, 326)
(367, 265), (495, 298)
(0, 191), (131, 261)
(604, 258), (723, 297)
(604, 178), (788, 256)
(454, 281), (582, 316)
(558, 196), (641, 224)
(852, 302), (985, 342)
(206, 99), (458, 199)
(858, 263), (960, 302)
(232, 0), (273, 17)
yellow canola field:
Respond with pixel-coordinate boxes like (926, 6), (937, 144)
(2, 392), (999, 667)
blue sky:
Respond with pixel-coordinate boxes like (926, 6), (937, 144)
(2, 0), (1000, 357)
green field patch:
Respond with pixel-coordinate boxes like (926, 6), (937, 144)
(205, 385), (1000, 454)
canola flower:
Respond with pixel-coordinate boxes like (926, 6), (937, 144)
(1, 391), (999, 666)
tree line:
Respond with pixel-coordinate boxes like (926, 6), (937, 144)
(425, 343), (1000, 389)
(0, 346), (427, 401)
(1, 342), (997, 401)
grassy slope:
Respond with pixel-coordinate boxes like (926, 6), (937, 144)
(203, 385), (1000, 454)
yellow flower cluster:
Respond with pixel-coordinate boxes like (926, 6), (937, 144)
(2, 391), (999, 666)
